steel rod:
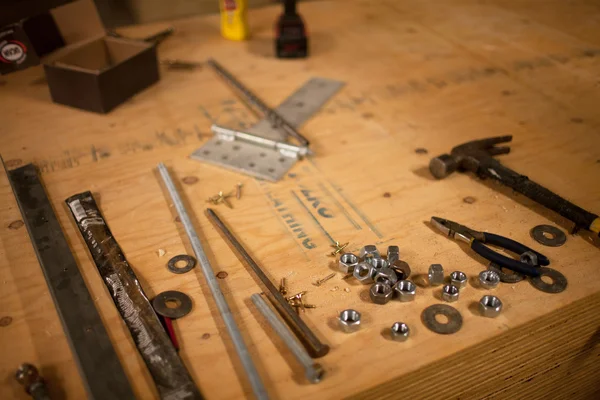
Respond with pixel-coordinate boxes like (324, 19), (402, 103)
(251, 294), (324, 384)
(157, 163), (268, 400)
(206, 208), (330, 358)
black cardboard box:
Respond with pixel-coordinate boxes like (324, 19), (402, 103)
(2, 0), (160, 113)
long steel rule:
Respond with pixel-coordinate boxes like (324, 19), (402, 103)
(157, 163), (269, 400)
(5, 162), (135, 400)
(206, 208), (330, 358)
(207, 58), (310, 147)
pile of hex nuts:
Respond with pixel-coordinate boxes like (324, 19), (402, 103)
(337, 245), (505, 339)
(339, 245), (415, 305)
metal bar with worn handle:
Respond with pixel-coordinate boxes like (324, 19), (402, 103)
(65, 191), (202, 400)
(157, 163), (269, 400)
(479, 157), (600, 236)
(206, 208), (330, 358)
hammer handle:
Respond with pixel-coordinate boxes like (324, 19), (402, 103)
(479, 158), (599, 235)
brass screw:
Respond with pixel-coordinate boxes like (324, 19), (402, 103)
(236, 183), (243, 200)
(279, 278), (287, 296)
(286, 291), (307, 302)
(329, 241), (349, 256)
(313, 273), (336, 287)
(218, 191), (233, 208)
(207, 191), (233, 208)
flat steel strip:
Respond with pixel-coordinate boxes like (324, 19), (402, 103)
(6, 164), (135, 400)
(247, 77), (345, 141)
(65, 191), (203, 400)
(191, 77), (344, 181)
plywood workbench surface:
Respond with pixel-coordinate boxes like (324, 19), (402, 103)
(1, 0), (600, 398)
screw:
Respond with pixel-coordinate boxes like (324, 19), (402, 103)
(279, 278), (288, 296)
(286, 291), (307, 302)
(251, 294), (325, 384)
(329, 241), (349, 256)
(236, 183), (243, 200)
(218, 191), (233, 208)
(313, 273), (336, 286)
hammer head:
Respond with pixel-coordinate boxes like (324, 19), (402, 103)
(429, 136), (513, 179)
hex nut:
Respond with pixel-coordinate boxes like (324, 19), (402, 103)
(359, 245), (380, 260)
(393, 280), (416, 302)
(390, 322), (410, 342)
(339, 253), (359, 274)
(390, 260), (412, 280)
(387, 245), (400, 264)
(520, 251), (538, 266)
(441, 284), (459, 302)
(450, 271), (468, 289)
(374, 267), (398, 286)
(479, 270), (500, 289)
(428, 264), (444, 286)
(339, 309), (361, 333)
(370, 282), (393, 305)
(369, 257), (388, 271)
(353, 262), (375, 284)
(479, 295), (503, 318)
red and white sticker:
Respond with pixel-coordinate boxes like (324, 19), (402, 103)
(0, 40), (27, 64)
(223, 0), (237, 11)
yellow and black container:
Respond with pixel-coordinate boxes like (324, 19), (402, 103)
(219, 0), (250, 41)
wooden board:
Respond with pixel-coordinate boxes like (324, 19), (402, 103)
(1, 0), (600, 398)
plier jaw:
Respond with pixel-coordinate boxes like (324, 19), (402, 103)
(430, 217), (483, 244)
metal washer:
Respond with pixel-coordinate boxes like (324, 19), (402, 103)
(421, 304), (463, 334)
(530, 225), (567, 247)
(529, 267), (568, 293)
(152, 291), (193, 319)
(167, 254), (196, 274)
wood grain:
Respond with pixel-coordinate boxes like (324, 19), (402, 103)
(1, 1), (600, 399)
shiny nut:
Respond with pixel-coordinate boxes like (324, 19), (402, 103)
(374, 267), (398, 286)
(359, 245), (380, 260)
(390, 322), (410, 342)
(353, 262), (375, 284)
(369, 257), (388, 270)
(479, 270), (500, 289)
(479, 295), (503, 318)
(370, 282), (393, 305)
(339, 309), (361, 333)
(520, 251), (538, 266)
(387, 245), (400, 264)
(450, 271), (468, 289)
(339, 253), (359, 274)
(428, 264), (444, 286)
(393, 280), (416, 302)
(390, 260), (411, 280)
(441, 284), (459, 302)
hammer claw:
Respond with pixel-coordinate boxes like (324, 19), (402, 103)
(488, 146), (511, 156)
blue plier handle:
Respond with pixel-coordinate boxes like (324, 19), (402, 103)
(431, 217), (548, 277)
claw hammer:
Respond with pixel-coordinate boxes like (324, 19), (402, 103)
(429, 136), (600, 237)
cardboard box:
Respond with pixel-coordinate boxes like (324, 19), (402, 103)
(1, 0), (160, 113)
(44, 37), (158, 113)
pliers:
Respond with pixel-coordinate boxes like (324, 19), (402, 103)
(431, 217), (548, 277)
